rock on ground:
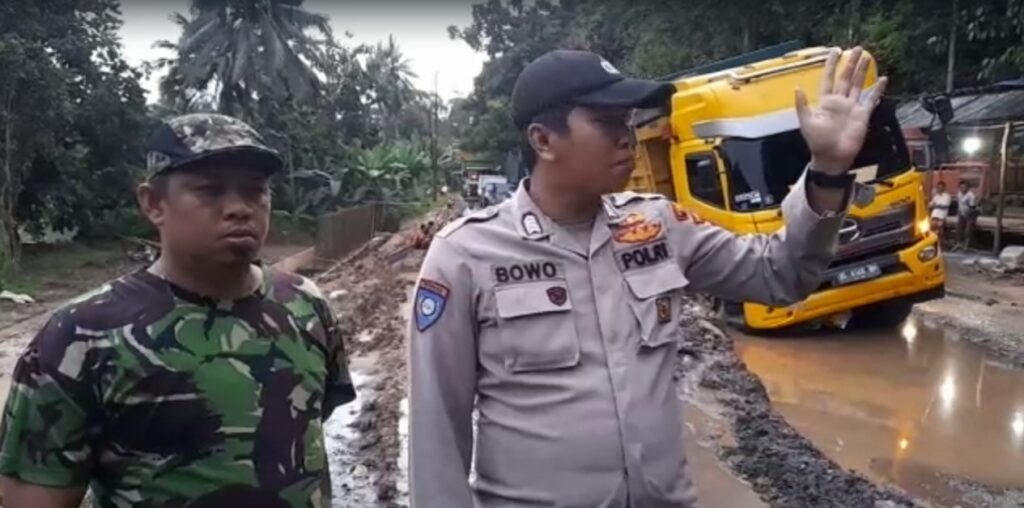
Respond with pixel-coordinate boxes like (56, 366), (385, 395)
(999, 245), (1024, 271)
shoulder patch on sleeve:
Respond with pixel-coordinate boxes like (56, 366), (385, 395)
(607, 191), (668, 209)
(436, 206), (500, 238)
(414, 278), (449, 332)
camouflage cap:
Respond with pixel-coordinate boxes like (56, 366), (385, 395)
(145, 113), (283, 176)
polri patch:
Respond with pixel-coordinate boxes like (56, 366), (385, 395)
(616, 240), (671, 272)
(415, 279), (449, 332)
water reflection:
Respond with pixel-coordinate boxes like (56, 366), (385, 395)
(938, 372), (956, 412)
(901, 320), (917, 345)
(735, 317), (1024, 506)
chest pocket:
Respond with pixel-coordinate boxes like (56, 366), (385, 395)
(624, 262), (689, 349)
(495, 282), (580, 373)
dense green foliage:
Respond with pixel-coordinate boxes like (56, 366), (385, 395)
(155, 1), (448, 222)
(153, 0), (333, 117)
(0, 0), (150, 275)
(451, 0), (1024, 159)
(0, 0), (450, 280)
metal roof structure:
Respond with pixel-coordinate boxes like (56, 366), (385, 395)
(897, 88), (1024, 129)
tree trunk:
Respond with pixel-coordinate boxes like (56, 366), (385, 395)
(848, 0), (860, 44)
(0, 90), (20, 278)
(946, 0), (958, 93)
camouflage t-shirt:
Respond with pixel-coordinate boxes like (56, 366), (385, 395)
(0, 267), (355, 508)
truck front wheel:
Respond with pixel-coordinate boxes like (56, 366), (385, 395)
(710, 298), (747, 329)
(849, 298), (915, 329)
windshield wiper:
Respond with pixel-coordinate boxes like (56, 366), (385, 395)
(864, 177), (895, 188)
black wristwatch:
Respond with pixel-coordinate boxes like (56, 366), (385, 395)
(806, 168), (855, 189)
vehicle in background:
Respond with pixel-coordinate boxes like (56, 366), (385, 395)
(627, 42), (945, 330)
(461, 166), (509, 210)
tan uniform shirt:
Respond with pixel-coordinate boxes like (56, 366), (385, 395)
(409, 175), (846, 507)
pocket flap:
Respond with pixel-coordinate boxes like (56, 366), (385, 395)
(496, 282), (573, 319)
(625, 263), (689, 299)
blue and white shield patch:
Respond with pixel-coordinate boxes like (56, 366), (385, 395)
(415, 279), (449, 332)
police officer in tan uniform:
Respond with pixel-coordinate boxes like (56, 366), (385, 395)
(409, 47), (887, 507)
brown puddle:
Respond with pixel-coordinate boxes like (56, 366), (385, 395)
(681, 401), (768, 508)
(735, 317), (1024, 507)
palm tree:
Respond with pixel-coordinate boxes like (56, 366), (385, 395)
(153, 0), (333, 117)
(365, 35), (418, 140)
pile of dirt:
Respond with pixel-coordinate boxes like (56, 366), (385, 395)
(318, 246), (421, 508)
(675, 299), (920, 508)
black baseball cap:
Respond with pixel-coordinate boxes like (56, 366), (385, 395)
(144, 113), (283, 177)
(511, 50), (676, 128)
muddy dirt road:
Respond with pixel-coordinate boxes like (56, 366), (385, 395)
(6, 227), (1017, 507)
(735, 316), (1024, 507)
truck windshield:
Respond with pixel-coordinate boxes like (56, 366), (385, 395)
(718, 100), (911, 212)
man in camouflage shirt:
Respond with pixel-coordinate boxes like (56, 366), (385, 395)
(0, 114), (355, 508)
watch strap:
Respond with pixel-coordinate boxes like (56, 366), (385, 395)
(806, 168), (855, 189)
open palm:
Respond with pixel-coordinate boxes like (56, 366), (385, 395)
(795, 47), (889, 175)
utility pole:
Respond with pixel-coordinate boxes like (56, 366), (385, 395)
(995, 122), (1013, 254)
(430, 72), (439, 201)
(946, 0), (958, 93)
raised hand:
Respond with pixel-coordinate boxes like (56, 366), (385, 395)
(795, 47), (889, 175)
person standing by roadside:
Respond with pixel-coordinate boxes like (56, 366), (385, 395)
(0, 114), (355, 508)
(956, 179), (978, 251)
(930, 181), (952, 244)
(408, 47), (886, 507)
(413, 221), (438, 250)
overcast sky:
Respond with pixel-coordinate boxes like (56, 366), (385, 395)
(117, 0), (487, 102)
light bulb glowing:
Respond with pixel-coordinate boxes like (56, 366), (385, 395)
(962, 137), (982, 155)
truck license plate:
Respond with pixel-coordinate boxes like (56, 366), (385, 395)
(835, 263), (881, 285)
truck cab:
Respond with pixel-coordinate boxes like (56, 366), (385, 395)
(628, 45), (945, 330)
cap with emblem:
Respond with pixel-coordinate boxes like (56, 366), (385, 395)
(511, 50), (676, 128)
(144, 113), (283, 177)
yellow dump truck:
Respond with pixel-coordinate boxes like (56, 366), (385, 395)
(628, 43), (945, 330)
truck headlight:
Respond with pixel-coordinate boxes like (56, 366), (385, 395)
(917, 219), (931, 236)
(918, 246), (938, 262)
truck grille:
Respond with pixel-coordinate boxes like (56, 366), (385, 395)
(831, 204), (915, 267)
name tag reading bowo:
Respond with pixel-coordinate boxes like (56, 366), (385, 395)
(493, 261), (560, 284)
